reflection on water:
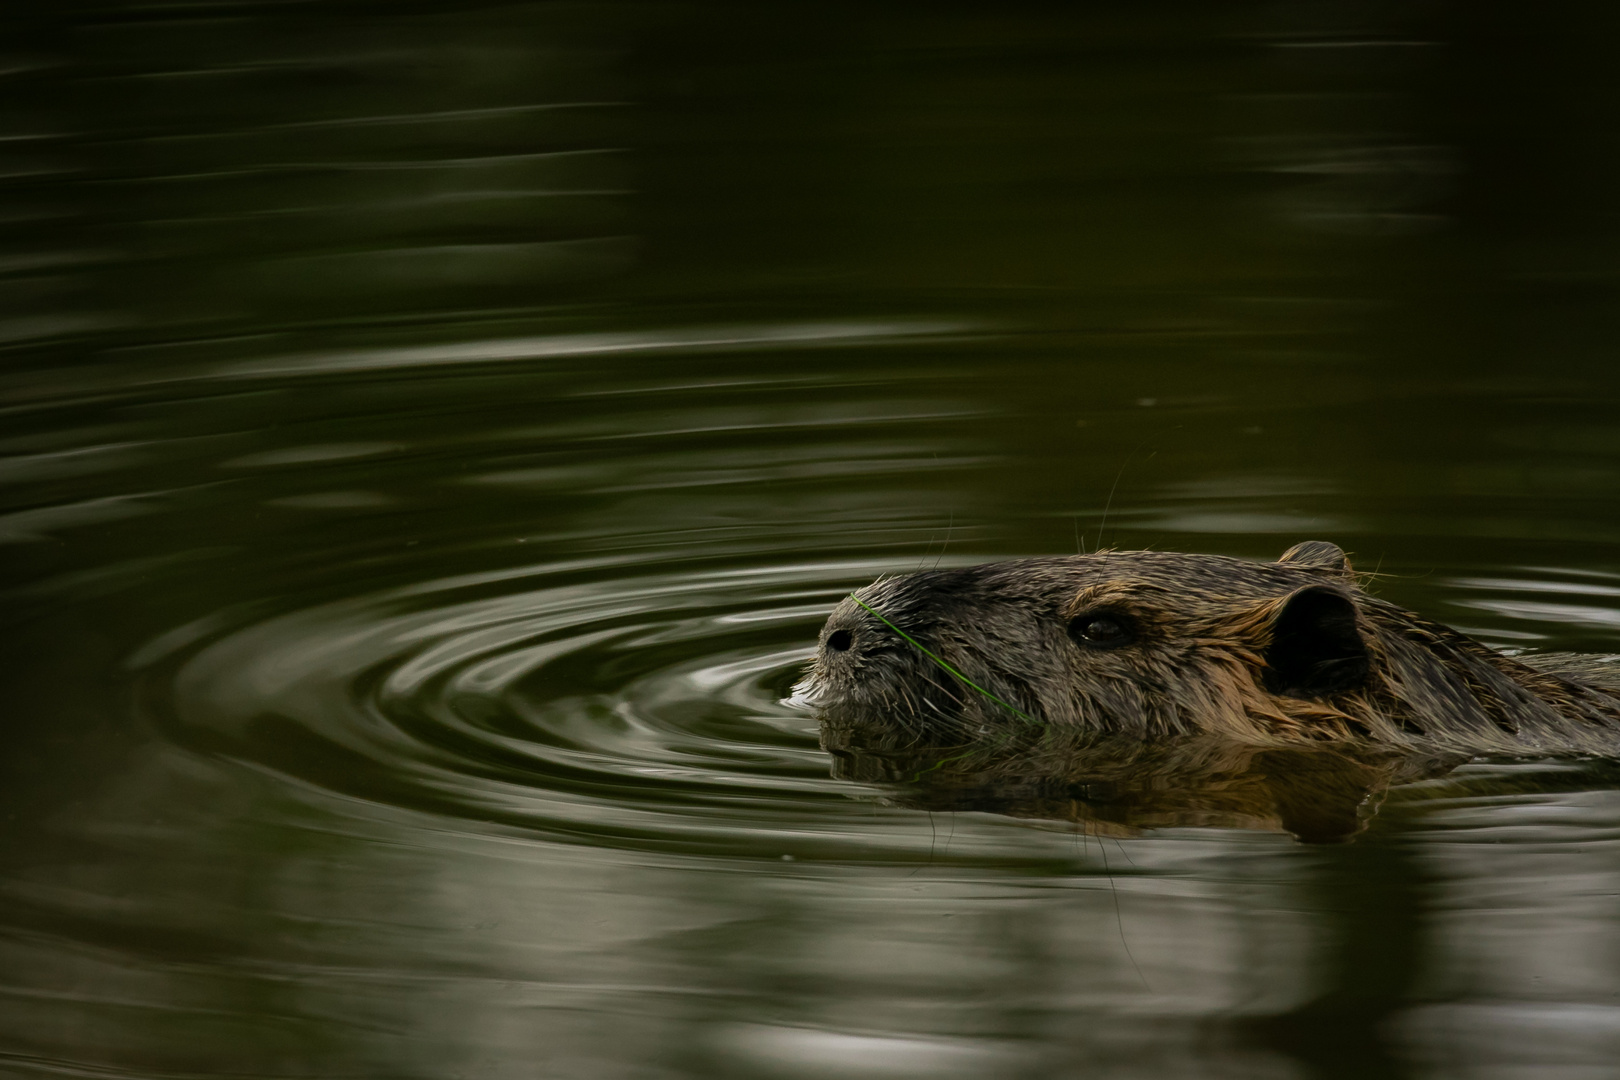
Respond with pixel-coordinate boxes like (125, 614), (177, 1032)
(822, 728), (1465, 844)
(7, 3), (1620, 1078)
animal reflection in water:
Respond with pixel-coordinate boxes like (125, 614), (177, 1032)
(820, 726), (1459, 843)
(798, 541), (1620, 842)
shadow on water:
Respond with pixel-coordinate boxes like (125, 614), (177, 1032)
(1247, 814), (1433, 1080)
(829, 718), (1620, 1078)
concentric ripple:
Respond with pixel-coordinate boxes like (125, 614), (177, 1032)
(131, 557), (959, 858)
(126, 556), (1620, 862)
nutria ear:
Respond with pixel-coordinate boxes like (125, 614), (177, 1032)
(1276, 540), (1353, 576)
(1262, 586), (1371, 697)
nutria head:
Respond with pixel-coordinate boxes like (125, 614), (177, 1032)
(797, 542), (1620, 755)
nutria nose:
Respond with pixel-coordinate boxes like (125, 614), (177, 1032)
(827, 629), (853, 652)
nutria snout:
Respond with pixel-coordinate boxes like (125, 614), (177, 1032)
(796, 542), (1620, 755)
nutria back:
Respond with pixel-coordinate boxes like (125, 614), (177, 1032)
(796, 542), (1620, 756)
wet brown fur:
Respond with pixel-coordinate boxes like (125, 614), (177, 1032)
(797, 542), (1620, 756)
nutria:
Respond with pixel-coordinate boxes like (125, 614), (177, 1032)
(795, 541), (1620, 756)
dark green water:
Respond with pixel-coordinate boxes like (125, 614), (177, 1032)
(6, 3), (1620, 1077)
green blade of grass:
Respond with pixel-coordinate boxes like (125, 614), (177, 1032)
(849, 595), (1041, 725)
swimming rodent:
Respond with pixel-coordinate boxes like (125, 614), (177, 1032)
(795, 541), (1620, 757)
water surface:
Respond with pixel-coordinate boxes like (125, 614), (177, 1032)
(6, 4), (1620, 1078)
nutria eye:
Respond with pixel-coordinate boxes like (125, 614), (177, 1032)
(827, 629), (853, 652)
(1069, 613), (1133, 648)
